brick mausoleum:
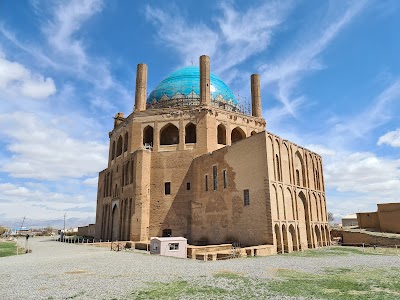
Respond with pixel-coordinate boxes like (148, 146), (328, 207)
(94, 55), (330, 253)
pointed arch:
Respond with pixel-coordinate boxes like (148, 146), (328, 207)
(231, 127), (246, 143)
(272, 184), (279, 220)
(111, 141), (116, 160)
(111, 204), (120, 241)
(116, 136), (123, 157)
(124, 132), (128, 152)
(274, 224), (282, 254)
(143, 125), (154, 146)
(160, 123), (179, 145)
(285, 187), (295, 220)
(276, 154), (281, 181)
(294, 151), (305, 187)
(185, 123), (196, 143)
(315, 225), (322, 248)
(282, 224), (289, 253)
(281, 143), (291, 183)
(298, 191), (312, 248)
(251, 130), (257, 136)
(217, 124), (227, 145)
(109, 171), (113, 197)
(289, 224), (297, 251)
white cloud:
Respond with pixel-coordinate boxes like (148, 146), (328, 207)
(145, 2), (291, 81)
(261, 1), (367, 120)
(336, 80), (400, 138)
(0, 112), (108, 180)
(0, 55), (56, 99)
(0, 182), (96, 223)
(1, 1), (131, 112)
(325, 152), (400, 199)
(144, 5), (219, 66)
(83, 177), (99, 187)
(44, 0), (103, 65)
(306, 144), (336, 157)
(378, 128), (400, 147)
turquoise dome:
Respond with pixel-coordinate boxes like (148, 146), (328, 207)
(146, 66), (238, 107)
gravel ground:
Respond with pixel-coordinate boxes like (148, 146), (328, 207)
(0, 237), (399, 300)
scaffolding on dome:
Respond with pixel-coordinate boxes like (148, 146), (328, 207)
(146, 83), (251, 116)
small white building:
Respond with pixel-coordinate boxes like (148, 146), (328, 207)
(342, 214), (358, 227)
(150, 237), (187, 259)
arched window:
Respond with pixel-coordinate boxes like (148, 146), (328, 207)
(185, 123), (196, 143)
(111, 141), (116, 160)
(217, 124), (226, 145)
(124, 132), (128, 152)
(251, 131), (257, 136)
(160, 123), (179, 145)
(231, 127), (246, 143)
(276, 154), (281, 181)
(116, 136), (123, 157)
(143, 126), (154, 147)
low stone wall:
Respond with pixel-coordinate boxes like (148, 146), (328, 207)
(339, 230), (400, 247)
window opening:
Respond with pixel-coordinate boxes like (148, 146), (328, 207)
(124, 132), (128, 152)
(186, 182), (191, 190)
(205, 175), (208, 192)
(231, 127), (245, 143)
(143, 126), (154, 148)
(162, 229), (172, 237)
(244, 189), (250, 206)
(116, 136), (123, 157)
(160, 124), (179, 145)
(217, 124), (227, 145)
(169, 243), (179, 251)
(165, 182), (171, 195)
(185, 123), (196, 143)
(213, 166), (218, 191)
(276, 155), (281, 181)
(223, 170), (227, 189)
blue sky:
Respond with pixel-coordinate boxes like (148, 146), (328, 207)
(0, 0), (399, 228)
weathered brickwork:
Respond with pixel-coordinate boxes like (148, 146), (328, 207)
(94, 55), (330, 253)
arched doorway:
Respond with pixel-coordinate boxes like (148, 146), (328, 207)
(111, 204), (120, 241)
(231, 127), (246, 143)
